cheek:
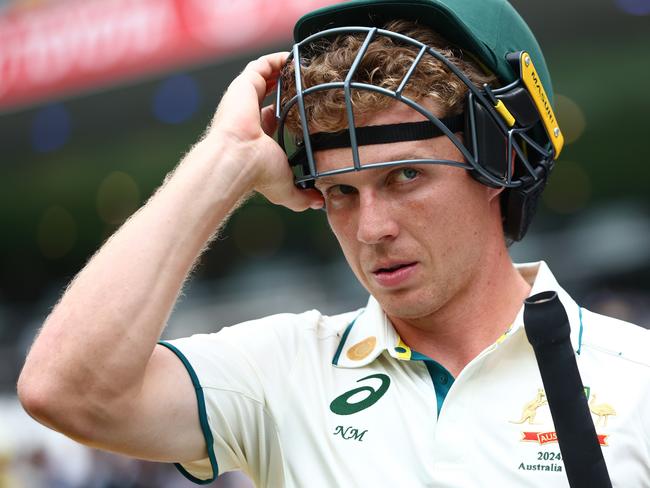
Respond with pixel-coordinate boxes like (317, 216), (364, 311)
(326, 212), (358, 256)
(404, 179), (455, 223)
(327, 216), (369, 284)
(408, 175), (488, 243)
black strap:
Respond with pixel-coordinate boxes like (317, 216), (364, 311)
(289, 113), (464, 167)
(524, 292), (613, 488)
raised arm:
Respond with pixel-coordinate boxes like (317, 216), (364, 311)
(17, 52), (323, 463)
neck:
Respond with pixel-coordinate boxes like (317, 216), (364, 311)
(388, 242), (531, 377)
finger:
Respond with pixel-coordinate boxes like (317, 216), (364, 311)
(212, 54), (288, 137)
(265, 77), (278, 95)
(278, 186), (325, 213)
(260, 105), (278, 136)
(250, 51), (290, 76)
(241, 52), (289, 103)
(303, 188), (326, 210)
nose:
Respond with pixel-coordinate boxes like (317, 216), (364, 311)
(356, 191), (399, 245)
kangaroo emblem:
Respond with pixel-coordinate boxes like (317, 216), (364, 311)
(510, 389), (547, 425)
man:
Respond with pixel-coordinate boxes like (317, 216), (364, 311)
(17, 0), (650, 487)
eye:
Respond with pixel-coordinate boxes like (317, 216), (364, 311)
(327, 184), (357, 197)
(392, 167), (420, 183)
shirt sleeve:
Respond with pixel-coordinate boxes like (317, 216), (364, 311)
(159, 312), (314, 485)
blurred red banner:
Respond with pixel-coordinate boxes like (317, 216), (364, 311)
(0, 0), (337, 112)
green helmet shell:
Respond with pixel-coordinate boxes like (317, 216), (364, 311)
(294, 0), (554, 106)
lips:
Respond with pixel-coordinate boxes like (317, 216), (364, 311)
(371, 261), (418, 288)
(372, 261), (415, 273)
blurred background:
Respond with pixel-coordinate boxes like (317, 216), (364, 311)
(0, 0), (648, 486)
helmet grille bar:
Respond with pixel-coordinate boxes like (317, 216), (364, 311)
(396, 44), (427, 97)
(518, 129), (553, 160)
(292, 43), (317, 177)
(343, 27), (378, 171)
(294, 158), (472, 185)
(506, 131), (514, 185)
(466, 92), (480, 169)
(510, 129), (537, 180)
(275, 70), (282, 119)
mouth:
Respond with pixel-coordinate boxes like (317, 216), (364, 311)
(372, 262), (417, 274)
(371, 261), (418, 288)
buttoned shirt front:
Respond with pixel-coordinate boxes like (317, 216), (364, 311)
(163, 262), (650, 487)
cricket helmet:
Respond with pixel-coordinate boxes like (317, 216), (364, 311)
(276, 0), (563, 241)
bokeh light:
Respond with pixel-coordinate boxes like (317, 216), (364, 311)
(37, 206), (77, 259)
(152, 74), (201, 124)
(232, 206), (285, 258)
(555, 94), (586, 146)
(615, 0), (650, 15)
(30, 103), (71, 153)
(96, 171), (141, 225)
(543, 160), (592, 214)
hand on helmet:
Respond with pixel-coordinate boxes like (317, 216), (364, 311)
(207, 52), (324, 212)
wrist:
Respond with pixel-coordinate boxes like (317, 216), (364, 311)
(189, 137), (259, 199)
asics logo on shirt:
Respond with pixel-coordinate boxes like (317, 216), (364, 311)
(330, 374), (391, 415)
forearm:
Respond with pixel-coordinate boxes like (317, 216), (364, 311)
(18, 137), (255, 423)
(18, 52), (321, 451)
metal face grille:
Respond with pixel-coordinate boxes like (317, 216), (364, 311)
(276, 26), (554, 189)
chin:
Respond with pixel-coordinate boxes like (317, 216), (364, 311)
(372, 287), (442, 321)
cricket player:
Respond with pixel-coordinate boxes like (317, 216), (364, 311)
(17, 0), (650, 486)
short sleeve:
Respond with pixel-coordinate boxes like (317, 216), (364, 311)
(159, 312), (316, 485)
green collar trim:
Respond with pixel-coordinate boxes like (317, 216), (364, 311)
(158, 341), (219, 484)
(332, 314), (361, 366)
(423, 359), (454, 418)
(393, 339), (455, 418)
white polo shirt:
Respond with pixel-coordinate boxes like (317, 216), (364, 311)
(162, 262), (650, 487)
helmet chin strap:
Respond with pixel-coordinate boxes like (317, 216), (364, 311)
(289, 114), (464, 169)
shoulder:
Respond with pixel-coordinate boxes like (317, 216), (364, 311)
(219, 308), (362, 377)
(164, 307), (362, 379)
(216, 307), (362, 347)
(580, 308), (650, 368)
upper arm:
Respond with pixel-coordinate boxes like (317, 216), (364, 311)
(92, 344), (208, 463)
(74, 317), (299, 481)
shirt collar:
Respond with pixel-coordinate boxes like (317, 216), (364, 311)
(332, 261), (582, 369)
(509, 261), (583, 352)
(332, 295), (391, 368)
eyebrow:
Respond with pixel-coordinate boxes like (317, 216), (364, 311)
(314, 154), (427, 186)
(313, 176), (339, 189)
(377, 153), (428, 164)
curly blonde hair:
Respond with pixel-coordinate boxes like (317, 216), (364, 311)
(279, 20), (496, 135)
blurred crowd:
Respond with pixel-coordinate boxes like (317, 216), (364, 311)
(0, 439), (253, 488)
